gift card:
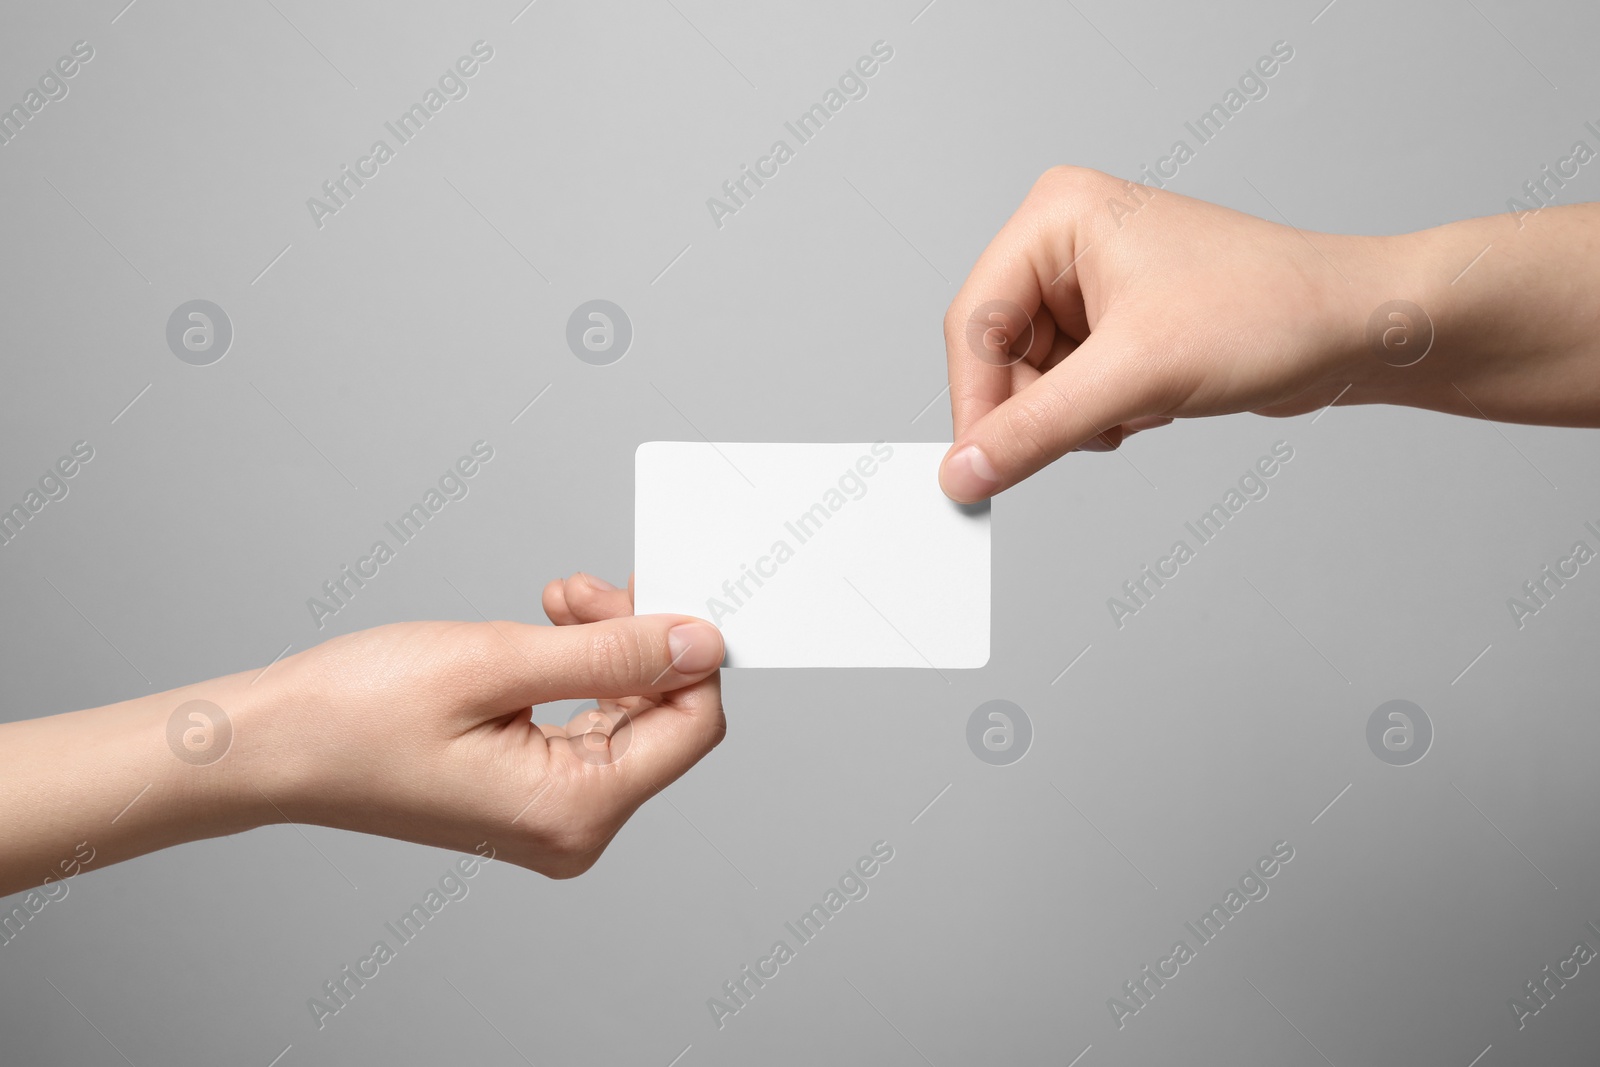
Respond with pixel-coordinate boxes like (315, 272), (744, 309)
(635, 442), (990, 668)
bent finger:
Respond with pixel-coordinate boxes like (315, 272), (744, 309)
(940, 320), (1167, 500)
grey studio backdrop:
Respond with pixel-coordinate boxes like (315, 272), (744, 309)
(3, 0), (1599, 1063)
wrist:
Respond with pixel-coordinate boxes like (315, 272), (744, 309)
(1341, 215), (1527, 413)
(129, 657), (326, 843)
(135, 675), (283, 840)
(196, 664), (318, 831)
(1323, 229), (1454, 409)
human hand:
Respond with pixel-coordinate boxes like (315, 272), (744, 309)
(0, 574), (725, 893)
(252, 574), (725, 877)
(938, 166), (1401, 501)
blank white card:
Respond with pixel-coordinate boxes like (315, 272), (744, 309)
(634, 442), (990, 668)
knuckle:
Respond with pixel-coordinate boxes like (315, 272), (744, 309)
(704, 708), (728, 751)
(1000, 388), (1068, 458)
(548, 822), (611, 877)
(1031, 165), (1075, 195)
(1030, 166), (1126, 226)
(1031, 164), (1099, 201)
(584, 625), (645, 689)
(503, 784), (613, 879)
(942, 299), (965, 341)
(540, 580), (565, 619)
(543, 859), (590, 880)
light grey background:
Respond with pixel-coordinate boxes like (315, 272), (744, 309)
(3, 0), (1599, 1063)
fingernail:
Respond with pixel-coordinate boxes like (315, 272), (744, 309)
(578, 572), (616, 591)
(668, 622), (723, 675)
(941, 444), (998, 502)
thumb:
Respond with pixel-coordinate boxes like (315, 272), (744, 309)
(939, 323), (1162, 501)
(492, 615), (724, 706)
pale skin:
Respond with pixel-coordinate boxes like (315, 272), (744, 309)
(0, 573), (715, 896)
(8, 168), (1600, 896)
(938, 166), (1600, 502)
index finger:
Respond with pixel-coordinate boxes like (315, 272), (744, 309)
(547, 672), (725, 814)
(615, 672), (725, 806)
(943, 171), (1095, 434)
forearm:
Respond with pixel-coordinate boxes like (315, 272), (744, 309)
(1, 606), (731, 892)
(1355, 204), (1600, 424)
(0, 672), (281, 897)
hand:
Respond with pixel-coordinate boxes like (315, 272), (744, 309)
(937, 166), (1600, 502)
(937, 166), (1387, 501)
(0, 573), (726, 892)
(265, 573), (726, 877)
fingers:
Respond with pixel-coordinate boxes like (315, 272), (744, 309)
(546, 671), (724, 791)
(543, 573), (633, 625)
(529, 673), (725, 875)
(945, 284), (1060, 436)
(1123, 415), (1174, 435)
(944, 237), (1054, 437)
(611, 673), (725, 803)
(939, 321), (1166, 501)
(944, 169), (1094, 438)
(541, 579), (578, 625)
(490, 614), (724, 706)
(942, 166), (1178, 500)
